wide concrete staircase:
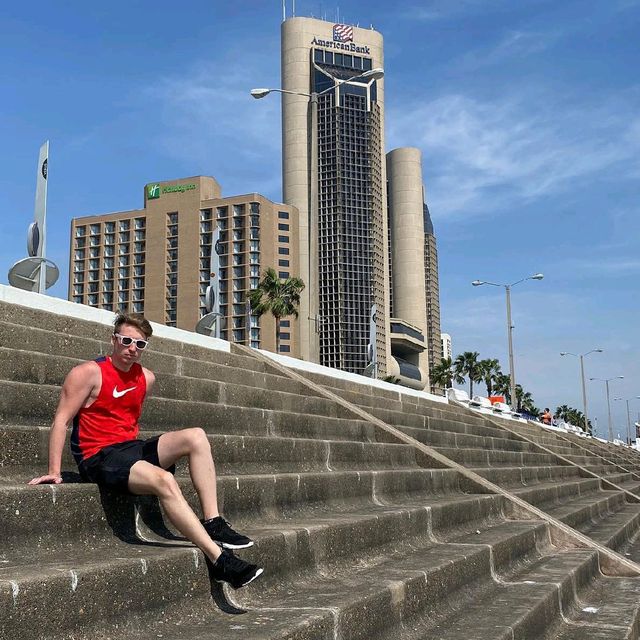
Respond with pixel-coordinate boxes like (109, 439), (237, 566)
(2, 290), (640, 640)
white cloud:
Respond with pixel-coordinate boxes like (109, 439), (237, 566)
(387, 91), (640, 219)
(400, 0), (506, 22)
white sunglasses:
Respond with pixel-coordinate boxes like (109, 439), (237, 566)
(114, 333), (149, 350)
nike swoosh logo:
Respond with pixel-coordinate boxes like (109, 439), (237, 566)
(113, 386), (137, 398)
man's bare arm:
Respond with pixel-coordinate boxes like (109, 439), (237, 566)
(28, 362), (99, 485)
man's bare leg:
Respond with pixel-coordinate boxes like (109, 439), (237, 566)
(128, 459), (221, 562)
(156, 428), (219, 520)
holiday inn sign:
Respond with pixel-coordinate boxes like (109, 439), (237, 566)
(146, 183), (197, 199)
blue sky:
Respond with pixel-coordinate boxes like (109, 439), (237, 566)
(1, 0), (638, 437)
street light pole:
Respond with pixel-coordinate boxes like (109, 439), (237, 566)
(606, 379), (613, 443)
(472, 273), (543, 411)
(590, 376), (624, 442)
(560, 349), (602, 434)
(308, 91), (320, 363)
(614, 396), (640, 445)
(505, 285), (516, 412)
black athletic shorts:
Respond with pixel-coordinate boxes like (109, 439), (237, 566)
(77, 436), (175, 492)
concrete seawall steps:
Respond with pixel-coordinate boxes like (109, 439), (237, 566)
(2, 289), (640, 638)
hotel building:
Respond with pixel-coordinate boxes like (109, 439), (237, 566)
(69, 176), (300, 356)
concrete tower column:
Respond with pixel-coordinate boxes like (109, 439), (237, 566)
(387, 147), (429, 383)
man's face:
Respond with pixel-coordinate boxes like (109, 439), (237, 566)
(111, 324), (148, 367)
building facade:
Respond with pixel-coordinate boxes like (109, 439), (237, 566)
(69, 176), (300, 356)
(281, 17), (390, 376)
(423, 201), (442, 393)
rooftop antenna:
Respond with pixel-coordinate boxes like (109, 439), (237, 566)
(282, 0), (285, 21)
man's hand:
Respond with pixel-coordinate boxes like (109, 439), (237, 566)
(28, 474), (63, 485)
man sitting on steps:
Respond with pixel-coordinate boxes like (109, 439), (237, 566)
(29, 312), (263, 589)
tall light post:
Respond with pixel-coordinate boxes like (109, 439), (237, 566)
(251, 67), (384, 365)
(472, 273), (544, 410)
(560, 349), (603, 434)
(590, 376), (624, 442)
(614, 396), (640, 445)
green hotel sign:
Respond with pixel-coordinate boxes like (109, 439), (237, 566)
(146, 182), (197, 199)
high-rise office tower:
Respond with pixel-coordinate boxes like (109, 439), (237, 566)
(423, 200), (442, 393)
(281, 17), (390, 376)
(68, 176), (299, 356)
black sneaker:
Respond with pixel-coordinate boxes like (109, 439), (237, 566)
(202, 516), (254, 549)
(210, 550), (263, 589)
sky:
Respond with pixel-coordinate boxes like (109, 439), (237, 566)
(1, 0), (638, 439)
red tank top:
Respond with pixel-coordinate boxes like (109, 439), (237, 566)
(71, 356), (147, 462)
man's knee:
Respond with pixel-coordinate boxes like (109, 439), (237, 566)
(184, 427), (209, 450)
(153, 468), (181, 498)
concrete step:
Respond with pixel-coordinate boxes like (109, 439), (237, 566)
(0, 318), (280, 378)
(0, 350), (352, 421)
(0, 424), (425, 476)
(470, 465), (585, 488)
(0, 345), (308, 399)
(5, 518), (555, 640)
(431, 446), (561, 467)
(0, 493), (537, 640)
(2, 468), (497, 552)
(0, 381), (365, 439)
(512, 477), (604, 508)
(396, 426), (539, 453)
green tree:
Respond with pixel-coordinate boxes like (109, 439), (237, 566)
(430, 357), (464, 394)
(493, 373), (512, 404)
(454, 351), (483, 398)
(248, 268), (305, 353)
(554, 405), (571, 422)
(478, 358), (501, 396)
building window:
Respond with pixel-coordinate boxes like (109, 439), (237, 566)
(280, 320), (290, 327)
(167, 212), (178, 224)
(279, 345), (290, 353)
(75, 226), (86, 237)
(278, 259), (289, 267)
(133, 302), (143, 313)
(134, 217), (146, 230)
(200, 209), (212, 221)
(216, 206), (227, 219)
(278, 235), (289, 243)
(90, 223), (100, 235)
(278, 247), (289, 255)
(280, 332), (291, 340)
(278, 271), (289, 279)
(105, 222), (115, 233)
(250, 202), (259, 214)
(119, 220), (130, 231)
(278, 223), (289, 231)
(278, 211), (289, 220)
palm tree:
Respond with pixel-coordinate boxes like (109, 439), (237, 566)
(248, 268), (305, 353)
(554, 405), (571, 422)
(454, 351), (482, 398)
(430, 357), (464, 394)
(478, 358), (501, 396)
(493, 373), (512, 404)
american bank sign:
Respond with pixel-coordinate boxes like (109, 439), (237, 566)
(311, 23), (371, 55)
